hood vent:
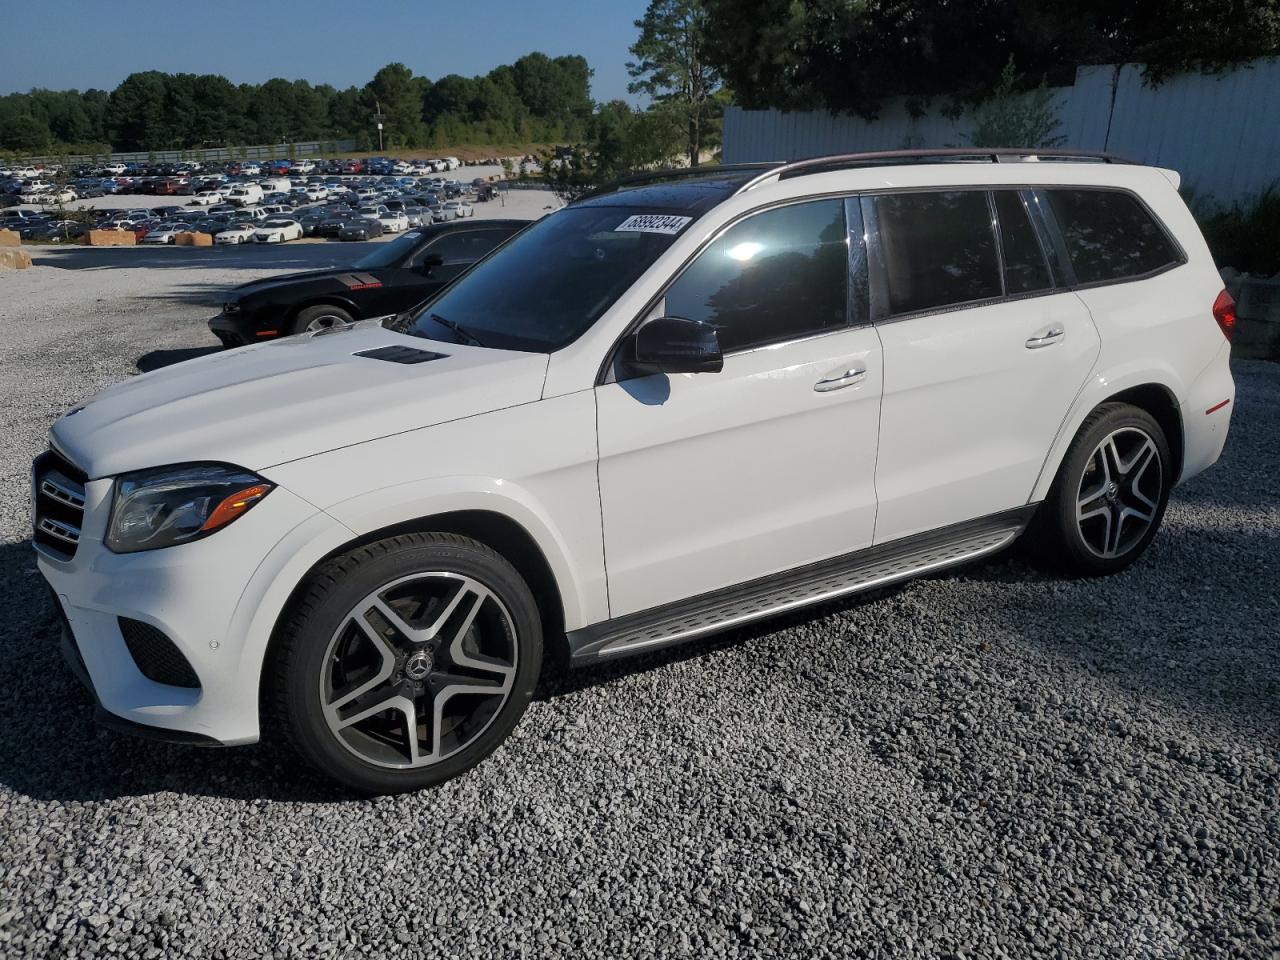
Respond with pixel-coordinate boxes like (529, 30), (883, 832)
(354, 345), (448, 365)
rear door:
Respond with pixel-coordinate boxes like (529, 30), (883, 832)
(868, 189), (1099, 543)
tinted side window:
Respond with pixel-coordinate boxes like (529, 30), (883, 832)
(872, 191), (1002, 315)
(415, 230), (505, 268)
(994, 191), (1053, 294)
(1047, 189), (1181, 284)
(664, 199), (848, 353)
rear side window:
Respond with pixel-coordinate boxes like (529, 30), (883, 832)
(1046, 189), (1182, 284)
(994, 191), (1053, 294)
(870, 191), (1002, 315)
(664, 199), (848, 353)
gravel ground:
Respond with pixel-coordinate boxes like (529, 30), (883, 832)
(0, 248), (1277, 959)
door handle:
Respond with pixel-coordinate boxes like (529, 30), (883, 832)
(814, 366), (867, 392)
(1025, 325), (1065, 349)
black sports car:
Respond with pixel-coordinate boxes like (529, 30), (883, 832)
(208, 218), (528, 346)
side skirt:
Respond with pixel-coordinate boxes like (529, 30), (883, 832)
(567, 506), (1036, 665)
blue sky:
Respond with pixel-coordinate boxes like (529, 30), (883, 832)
(0, 0), (650, 102)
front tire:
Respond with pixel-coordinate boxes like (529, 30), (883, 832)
(1032, 402), (1171, 575)
(273, 533), (543, 794)
(292, 303), (355, 334)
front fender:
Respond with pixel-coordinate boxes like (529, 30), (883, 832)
(325, 476), (605, 632)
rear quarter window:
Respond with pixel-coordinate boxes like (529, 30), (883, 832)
(1047, 189), (1183, 285)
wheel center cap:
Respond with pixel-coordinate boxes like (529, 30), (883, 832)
(404, 651), (433, 681)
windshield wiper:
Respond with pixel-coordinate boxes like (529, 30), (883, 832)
(427, 313), (487, 348)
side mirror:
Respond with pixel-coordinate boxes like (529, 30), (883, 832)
(627, 316), (723, 376)
(417, 252), (444, 274)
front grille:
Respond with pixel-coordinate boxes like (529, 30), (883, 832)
(33, 449), (87, 561)
(118, 617), (200, 688)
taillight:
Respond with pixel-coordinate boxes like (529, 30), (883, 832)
(1212, 289), (1236, 341)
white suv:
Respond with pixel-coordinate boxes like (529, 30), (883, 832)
(34, 151), (1236, 793)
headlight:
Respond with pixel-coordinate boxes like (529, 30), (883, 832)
(107, 463), (273, 554)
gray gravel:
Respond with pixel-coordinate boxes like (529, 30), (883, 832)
(1, 254), (1277, 959)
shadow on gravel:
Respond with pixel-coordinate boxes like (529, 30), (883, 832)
(951, 524), (1278, 734)
(137, 346), (222, 372)
(0, 540), (352, 805)
(29, 244), (357, 273)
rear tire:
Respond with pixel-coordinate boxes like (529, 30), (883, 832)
(1031, 402), (1171, 576)
(273, 533), (543, 794)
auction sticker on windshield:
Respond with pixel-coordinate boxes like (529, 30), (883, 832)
(615, 214), (693, 235)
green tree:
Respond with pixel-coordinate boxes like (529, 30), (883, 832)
(966, 59), (1066, 149)
(106, 71), (171, 150)
(628, 0), (722, 166)
(702, 0), (1280, 118)
(366, 62), (427, 146)
(586, 100), (683, 180)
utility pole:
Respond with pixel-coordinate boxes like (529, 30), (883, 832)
(374, 100), (385, 152)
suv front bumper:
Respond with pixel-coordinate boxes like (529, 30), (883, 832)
(36, 471), (347, 747)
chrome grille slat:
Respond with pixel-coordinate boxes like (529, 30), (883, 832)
(33, 450), (87, 561)
(38, 517), (82, 545)
(40, 473), (86, 509)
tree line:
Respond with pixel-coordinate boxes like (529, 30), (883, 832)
(0, 52), (595, 154)
(5, 0), (1275, 172)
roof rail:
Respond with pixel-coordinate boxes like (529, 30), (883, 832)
(736, 148), (1134, 193)
(579, 162), (779, 200)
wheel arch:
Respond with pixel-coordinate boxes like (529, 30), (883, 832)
(285, 295), (362, 325)
(258, 508), (571, 714)
(1105, 382), (1184, 482)
(1032, 372), (1186, 502)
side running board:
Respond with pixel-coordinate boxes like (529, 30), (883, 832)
(567, 506), (1035, 664)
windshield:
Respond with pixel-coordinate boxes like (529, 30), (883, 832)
(353, 230), (423, 269)
(407, 205), (690, 352)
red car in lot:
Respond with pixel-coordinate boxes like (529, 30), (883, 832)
(340, 159), (364, 174)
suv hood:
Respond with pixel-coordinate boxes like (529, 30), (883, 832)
(51, 324), (549, 479)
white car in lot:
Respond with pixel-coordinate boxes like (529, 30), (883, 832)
(226, 184), (265, 207)
(35, 151), (1235, 794)
(140, 222), (192, 244)
(376, 211), (410, 233)
(356, 204), (388, 220)
(253, 218), (304, 243)
(190, 191), (225, 206)
(214, 223), (258, 245)
(442, 201), (472, 219)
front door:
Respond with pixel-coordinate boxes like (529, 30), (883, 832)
(595, 197), (884, 618)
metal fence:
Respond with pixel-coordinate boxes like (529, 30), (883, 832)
(15, 140), (359, 168)
(723, 58), (1280, 205)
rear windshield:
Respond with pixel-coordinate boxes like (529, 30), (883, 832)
(408, 206), (692, 352)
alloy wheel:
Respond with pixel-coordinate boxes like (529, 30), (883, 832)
(1075, 427), (1163, 559)
(318, 572), (518, 769)
(304, 313), (352, 332)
